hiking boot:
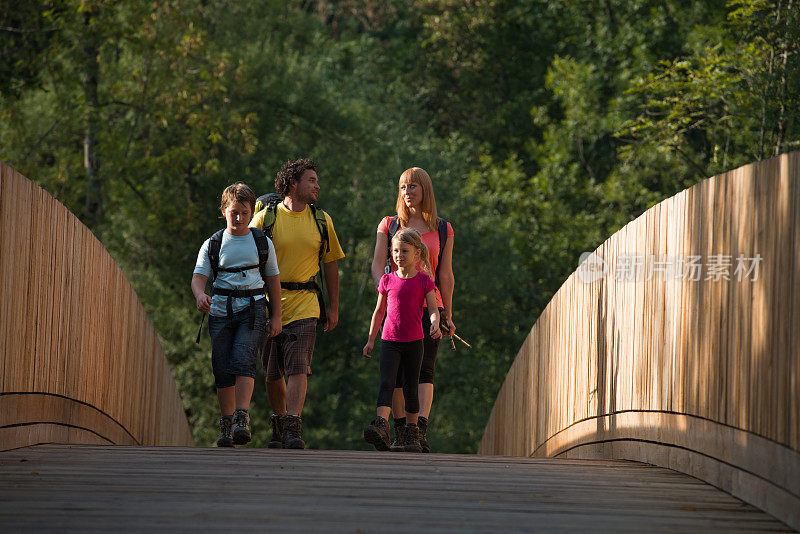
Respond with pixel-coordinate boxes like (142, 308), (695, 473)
(401, 423), (422, 453)
(418, 416), (431, 453)
(217, 416), (234, 447)
(232, 409), (251, 445)
(363, 416), (390, 451)
(390, 423), (406, 452)
(282, 415), (305, 449)
(268, 414), (284, 449)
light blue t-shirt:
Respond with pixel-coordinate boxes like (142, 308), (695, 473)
(194, 230), (279, 317)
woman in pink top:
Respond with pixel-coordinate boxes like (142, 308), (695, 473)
(370, 167), (455, 452)
(363, 228), (441, 452)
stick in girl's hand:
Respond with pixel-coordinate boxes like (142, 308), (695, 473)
(451, 332), (472, 348)
(440, 321), (472, 350)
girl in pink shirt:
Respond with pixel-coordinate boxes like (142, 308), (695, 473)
(363, 228), (441, 452)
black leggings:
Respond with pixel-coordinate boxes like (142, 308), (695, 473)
(395, 307), (442, 387)
(377, 339), (423, 413)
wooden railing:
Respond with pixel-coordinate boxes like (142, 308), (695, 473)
(479, 153), (800, 530)
(0, 162), (192, 450)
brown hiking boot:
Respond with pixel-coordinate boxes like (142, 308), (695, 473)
(268, 414), (284, 448)
(390, 423), (406, 452)
(418, 416), (431, 453)
(217, 416), (234, 447)
(232, 409), (251, 445)
(400, 423), (422, 453)
(282, 415), (305, 449)
(364, 416), (390, 451)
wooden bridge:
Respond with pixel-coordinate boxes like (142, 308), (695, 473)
(0, 445), (791, 532)
(1, 157), (798, 531)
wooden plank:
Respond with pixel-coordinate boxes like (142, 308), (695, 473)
(790, 153), (800, 452)
(751, 158), (772, 439)
(0, 446), (792, 532)
(0, 164), (11, 390)
(772, 155), (792, 445)
(712, 172), (729, 423)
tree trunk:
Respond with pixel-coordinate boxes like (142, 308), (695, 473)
(775, 0), (791, 155)
(83, 8), (101, 226)
(603, 0), (616, 32)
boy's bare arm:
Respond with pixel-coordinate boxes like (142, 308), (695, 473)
(191, 274), (212, 313)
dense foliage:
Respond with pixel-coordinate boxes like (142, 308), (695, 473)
(2, 0), (797, 452)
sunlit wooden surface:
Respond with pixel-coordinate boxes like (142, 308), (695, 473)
(479, 153), (800, 530)
(0, 445), (791, 532)
(0, 162), (192, 450)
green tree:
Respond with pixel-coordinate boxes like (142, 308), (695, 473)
(0, 0), (66, 98)
(621, 0), (800, 180)
(4, 0), (797, 454)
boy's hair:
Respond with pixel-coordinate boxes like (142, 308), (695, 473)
(275, 158), (317, 198)
(220, 182), (257, 213)
(392, 227), (432, 275)
(396, 167), (439, 233)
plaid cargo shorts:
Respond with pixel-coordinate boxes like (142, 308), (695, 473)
(260, 317), (317, 381)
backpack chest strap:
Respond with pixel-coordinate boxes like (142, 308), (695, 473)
(216, 263), (261, 274)
(212, 287), (265, 298)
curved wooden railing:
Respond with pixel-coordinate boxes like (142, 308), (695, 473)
(0, 162), (192, 450)
(479, 153), (800, 530)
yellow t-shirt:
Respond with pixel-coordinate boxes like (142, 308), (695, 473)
(251, 203), (345, 325)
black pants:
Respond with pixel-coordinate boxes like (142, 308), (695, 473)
(395, 307), (442, 387)
(377, 339), (423, 413)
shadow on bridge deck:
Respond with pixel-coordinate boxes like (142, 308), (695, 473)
(0, 445), (790, 532)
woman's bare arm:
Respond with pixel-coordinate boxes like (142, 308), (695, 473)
(371, 230), (390, 289)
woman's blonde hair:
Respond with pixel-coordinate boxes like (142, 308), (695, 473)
(392, 227), (432, 275)
(396, 167), (439, 233)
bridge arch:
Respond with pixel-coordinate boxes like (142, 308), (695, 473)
(480, 153), (800, 530)
(0, 162), (192, 450)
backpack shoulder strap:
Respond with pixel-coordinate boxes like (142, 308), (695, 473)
(306, 204), (330, 325)
(249, 227), (270, 280)
(385, 216), (401, 267)
(309, 204), (330, 255)
(261, 198), (281, 239)
(208, 229), (225, 280)
(435, 218), (448, 286)
(387, 216), (400, 239)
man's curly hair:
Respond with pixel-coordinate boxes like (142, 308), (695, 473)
(275, 158), (317, 198)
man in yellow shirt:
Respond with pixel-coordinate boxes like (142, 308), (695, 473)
(251, 158), (345, 449)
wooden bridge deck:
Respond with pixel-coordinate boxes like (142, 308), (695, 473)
(0, 445), (790, 532)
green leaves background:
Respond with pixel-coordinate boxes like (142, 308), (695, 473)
(2, 0), (797, 451)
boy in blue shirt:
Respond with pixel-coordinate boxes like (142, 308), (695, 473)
(192, 183), (282, 446)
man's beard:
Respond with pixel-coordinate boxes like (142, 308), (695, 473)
(301, 191), (317, 205)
